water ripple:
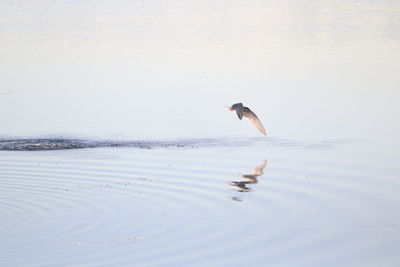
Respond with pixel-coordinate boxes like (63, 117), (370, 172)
(0, 143), (398, 266)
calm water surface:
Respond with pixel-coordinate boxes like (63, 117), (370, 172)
(1, 1), (399, 266)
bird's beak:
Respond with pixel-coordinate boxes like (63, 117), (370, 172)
(225, 106), (232, 111)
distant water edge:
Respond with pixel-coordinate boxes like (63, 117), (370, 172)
(0, 137), (351, 151)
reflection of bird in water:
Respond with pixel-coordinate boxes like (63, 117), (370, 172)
(226, 103), (267, 136)
(230, 160), (268, 193)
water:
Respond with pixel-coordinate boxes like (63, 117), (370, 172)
(1, 140), (399, 266)
(1, 1), (399, 266)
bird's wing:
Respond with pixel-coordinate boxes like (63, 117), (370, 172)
(243, 108), (267, 136)
(232, 103), (244, 120)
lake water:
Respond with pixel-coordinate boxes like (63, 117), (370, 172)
(1, 1), (399, 266)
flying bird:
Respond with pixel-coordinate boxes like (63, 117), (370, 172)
(227, 103), (267, 136)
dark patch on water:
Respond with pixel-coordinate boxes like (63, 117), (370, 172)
(0, 138), (212, 151)
(0, 137), (351, 151)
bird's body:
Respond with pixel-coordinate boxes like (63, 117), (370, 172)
(227, 103), (267, 136)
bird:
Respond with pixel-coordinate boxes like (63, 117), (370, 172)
(227, 103), (267, 136)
